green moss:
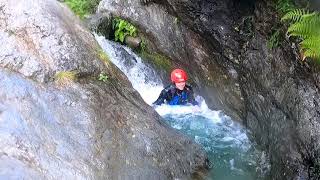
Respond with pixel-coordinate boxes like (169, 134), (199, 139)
(97, 48), (109, 63)
(64, 0), (101, 19)
(140, 50), (172, 72)
(136, 37), (172, 72)
(54, 71), (77, 85)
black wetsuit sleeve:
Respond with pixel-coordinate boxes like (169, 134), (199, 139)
(153, 89), (168, 105)
(187, 86), (198, 106)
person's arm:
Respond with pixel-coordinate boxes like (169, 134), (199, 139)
(153, 89), (168, 105)
(187, 86), (198, 106)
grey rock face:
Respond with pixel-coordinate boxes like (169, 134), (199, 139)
(0, 0), (104, 83)
(98, 0), (320, 179)
(0, 0), (208, 179)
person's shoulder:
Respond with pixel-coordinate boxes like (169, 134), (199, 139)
(185, 84), (193, 91)
(164, 84), (175, 90)
(163, 84), (175, 92)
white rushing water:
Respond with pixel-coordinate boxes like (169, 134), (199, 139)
(95, 34), (222, 120)
(95, 34), (268, 179)
(95, 34), (163, 105)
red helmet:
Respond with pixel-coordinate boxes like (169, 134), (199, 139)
(171, 69), (188, 83)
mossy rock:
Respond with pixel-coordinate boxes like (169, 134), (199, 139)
(64, 0), (101, 19)
(54, 71), (78, 85)
(97, 48), (110, 63)
(139, 50), (172, 73)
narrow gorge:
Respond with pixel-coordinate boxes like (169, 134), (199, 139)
(1, 0), (320, 179)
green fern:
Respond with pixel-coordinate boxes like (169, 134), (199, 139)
(301, 36), (320, 59)
(276, 0), (295, 14)
(282, 9), (320, 61)
(301, 37), (320, 48)
(281, 9), (309, 22)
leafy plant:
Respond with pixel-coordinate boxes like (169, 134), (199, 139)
(64, 0), (100, 19)
(282, 9), (320, 60)
(267, 29), (281, 49)
(276, 0), (295, 14)
(112, 17), (137, 43)
(98, 72), (109, 82)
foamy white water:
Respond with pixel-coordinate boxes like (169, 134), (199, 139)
(95, 34), (224, 121)
(95, 34), (163, 105)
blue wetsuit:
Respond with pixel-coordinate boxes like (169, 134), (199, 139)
(153, 84), (198, 106)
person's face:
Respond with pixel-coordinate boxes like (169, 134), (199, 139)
(175, 81), (186, 90)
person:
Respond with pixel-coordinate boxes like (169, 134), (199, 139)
(153, 69), (198, 106)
